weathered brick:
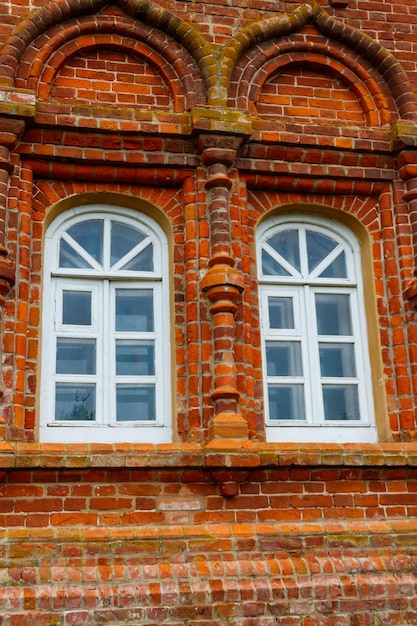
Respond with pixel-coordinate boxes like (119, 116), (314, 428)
(0, 0), (416, 624)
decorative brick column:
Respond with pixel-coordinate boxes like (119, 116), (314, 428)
(0, 90), (34, 305)
(0, 89), (34, 445)
(393, 122), (417, 440)
(395, 123), (417, 309)
(199, 134), (248, 441)
(0, 144), (15, 305)
(0, 127), (17, 447)
(404, 176), (417, 305)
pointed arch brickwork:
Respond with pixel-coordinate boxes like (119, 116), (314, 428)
(230, 43), (394, 126)
(0, 0), (214, 92)
(14, 13), (207, 111)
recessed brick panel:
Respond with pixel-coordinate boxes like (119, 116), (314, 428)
(50, 49), (173, 109)
(256, 67), (365, 125)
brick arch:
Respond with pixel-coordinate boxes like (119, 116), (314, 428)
(247, 193), (381, 240)
(229, 42), (393, 126)
(220, 1), (417, 119)
(14, 15), (206, 111)
(42, 39), (177, 112)
(0, 0), (214, 101)
(312, 7), (417, 121)
(245, 193), (383, 352)
(32, 183), (182, 225)
(246, 194), (383, 300)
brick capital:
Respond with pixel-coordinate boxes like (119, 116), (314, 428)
(193, 107), (252, 139)
(391, 121), (417, 153)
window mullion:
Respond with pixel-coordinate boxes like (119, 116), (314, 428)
(347, 288), (370, 425)
(299, 227), (308, 278)
(101, 279), (110, 425)
(305, 285), (323, 426)
(103, 216), (111, 272)
(153, 282), (164, 424)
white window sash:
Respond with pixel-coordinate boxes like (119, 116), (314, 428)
(259, 216), (377, 443)
(40, 206), (172, 443)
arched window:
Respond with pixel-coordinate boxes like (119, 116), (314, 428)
(258, 214), (377, 443)
(40, 204), (172, 443)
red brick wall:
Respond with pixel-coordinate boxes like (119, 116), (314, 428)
(256, 67), (365, 125)
(50, 50), (173, 109)
(1, 446), (417, 625)
(0, 0), (417, 623)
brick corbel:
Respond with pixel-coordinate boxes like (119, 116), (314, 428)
(210, 468), (250, 498)
(390, 120), (417, 153)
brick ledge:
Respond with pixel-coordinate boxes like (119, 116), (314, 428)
(1, 442), (417, 469)
(2, 518), (417, 542)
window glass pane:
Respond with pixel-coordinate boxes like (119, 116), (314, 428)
(56, 338), (96, 374)
(322, 385), (360, 421)
(319, 251), (347, 279)
(67, 220), (104, 265)
(268, 384), (305, 421)
(115, 289), (154, 332)
(59, 239), (92, 269)
(62, 291), (92, 326)
(306, 231), (337, 273)
(55, 383), (96, 421)
(319, 343), (356, 378)
(116, 385), (156, 421)
(266, 342), (302, 376)
(123, 243), (153, 271)
(268, 297), (294, 329)
(267, 230), (300, 272)
(316, 294), (352, 335)
(111, 222), (145, 266)
(116, 340), (155, 376)
(261, 249), (290, 277)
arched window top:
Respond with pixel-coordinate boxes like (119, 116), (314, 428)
(258, 215), (358, 284)
(47, 205), (166, 276)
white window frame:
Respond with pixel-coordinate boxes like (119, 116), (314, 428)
(40, 204), (172, 443)
(258, 214), (377, 443)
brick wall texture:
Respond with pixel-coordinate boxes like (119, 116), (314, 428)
(1, 0), (417, 623)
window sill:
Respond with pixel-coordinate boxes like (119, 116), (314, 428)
(39, 424), (173, 444)
(265, 424), (378, 443)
